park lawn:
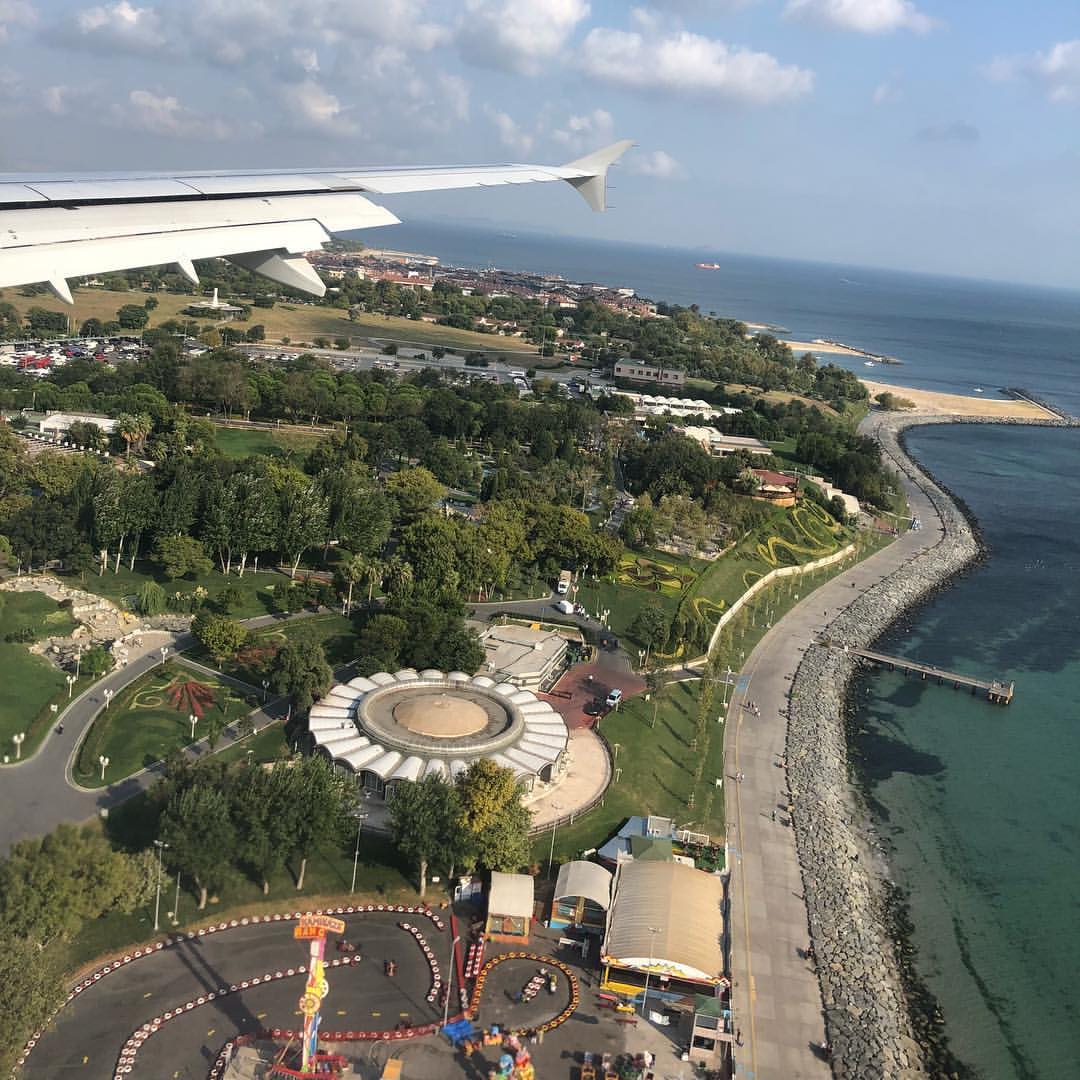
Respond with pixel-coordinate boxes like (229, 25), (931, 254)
(721, 382), (841, 418)
(221, 612), (360, 685)
(213, 719), (291, 766)
(73, 560), (283, 619)
(535, 679), (725, 867)
(65, 820), (417, 971)
(72, 661), (258, 788)
(0, 592), (79, 754)
(214, 425), (324, 460)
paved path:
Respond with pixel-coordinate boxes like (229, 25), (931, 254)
(0, 610), (318, 854)
(724, 413), (946, 1079)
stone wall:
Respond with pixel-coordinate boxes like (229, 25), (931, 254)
(785, 415), (985, 1078)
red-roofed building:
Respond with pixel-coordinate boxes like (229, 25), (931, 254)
(750, 469), (798, 507)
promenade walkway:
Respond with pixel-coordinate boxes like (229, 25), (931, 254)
(724, 413), (945, 1078)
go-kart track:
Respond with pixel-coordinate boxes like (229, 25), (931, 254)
(20, 905), (457, 1079)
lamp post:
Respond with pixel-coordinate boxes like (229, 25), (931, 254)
(75, 644), (82, 680)
(350, 812), (368, 894)
(152, 839), (169, 932)
(261, 679), (269, 704)
(66, 674), (76, 699)
(160, 645), (168, 666)
(103, 688), (114, 710)
(172, 871), (181, 926)
(189, 713), (197, 741)
(442, 934), (461, 1028)
(99, 754), (110, 781)
(640, 925), (662, 1017)
(12, 732), (25, 760)
(547, 804), (562, 876)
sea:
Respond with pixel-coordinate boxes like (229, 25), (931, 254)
(364, 220), (1080, 1078)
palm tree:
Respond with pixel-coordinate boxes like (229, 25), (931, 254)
(362, 556), (386, 605)
(116, 412), (152, 457)
(383, 556), (413, 601)
(341, 552), (367, 616)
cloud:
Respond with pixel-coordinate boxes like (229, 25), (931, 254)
(326, 0), (448, 51)
(110, 88), (233, 139)
(459, 0), (591, 76)
(0, 0), (35, 40)
(872, 79), (902, 105)
(42, 85), (77, 116)
(578, 27), (813, 104)
(630, 149), (684, 178)
(552, 108), (615, 150)
(784, 0), (935, 35)
(915, 120), (979, 144)
(438, 74), (471, 122)
(280, 79), (358, 136)
(988, 40), (1080, 104)
(63, 0), (166, 53)
(484, 105), (534, 155)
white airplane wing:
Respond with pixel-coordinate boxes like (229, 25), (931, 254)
(0, 140), (632, 303)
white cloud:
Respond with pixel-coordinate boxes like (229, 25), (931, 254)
(326, 0), (448, 51)
(989, 40), (1080, 104)
(0, 0), (35, 41)
(42, 85), (77, 116)
(282, 79), (358, 135)
(872, 79), (902, 105)
(111, 89), (233, 139)
(784, 0), (935, 35)
(630, 149), (684, 178)
(68, 1), (166, 53)
(552, 108), (615, 150)
(484, 105), (534, 155)
(460, 0), (590, 76)
(579, 27), (813, 104)
(439, 74), (471, 122)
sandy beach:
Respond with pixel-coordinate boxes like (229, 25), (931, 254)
(782, 339), (866, 356)
(860, 379), (1059, 420)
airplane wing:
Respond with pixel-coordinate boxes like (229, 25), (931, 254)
(0, 140), (632, 303)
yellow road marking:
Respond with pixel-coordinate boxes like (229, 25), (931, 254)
(83, 1057), (89, 1065)
(206, 1029), (215, 1037)
(256, 1012), (267, 1021)
(143, 992), (152, 998)
(337, 1010), (347, 1016)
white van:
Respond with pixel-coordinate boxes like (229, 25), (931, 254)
(554, 599), (574, 615)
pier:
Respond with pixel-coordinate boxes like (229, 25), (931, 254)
(827, 642), (1014, 704)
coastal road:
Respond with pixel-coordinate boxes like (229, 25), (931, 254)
(724, 412), (945, 1079)
(0, 610), (313, 855)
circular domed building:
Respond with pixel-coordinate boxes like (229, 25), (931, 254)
(307, 670), (570, 799)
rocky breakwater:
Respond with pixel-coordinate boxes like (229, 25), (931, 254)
(786, 415), (981, 1078)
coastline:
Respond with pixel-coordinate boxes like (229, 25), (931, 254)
(783, 407), (1076, 1077)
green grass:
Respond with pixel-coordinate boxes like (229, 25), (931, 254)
(73, 560), (284, 619)
(213, 719), (291, 766)
(534, 680), (725, 865)
(72, 661), (258, 787)
(214, 425), (324, 460)
(0, 592), (78, 755)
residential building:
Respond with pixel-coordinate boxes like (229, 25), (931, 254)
(613, 361), (686, 388)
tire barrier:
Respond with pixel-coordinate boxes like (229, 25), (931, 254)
(16, 902), (449, 1074)
(468, 952), (580, 1035)
(398, 922), (442, 1004)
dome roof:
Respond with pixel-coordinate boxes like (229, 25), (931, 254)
(393, 692), (489, 738)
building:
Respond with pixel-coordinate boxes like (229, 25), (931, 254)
(485, 872), (535, 944)
(750, 469), (798, 507)
(613, 361), (686, 388)
(479, 624), (568, 691)
(685, 994), (734, 1068)
(550, 860), (612, 936)
(307, 669), (570, 798)
(672, 426), (771, 458)
(38, 411), (118, 435)
(807, 474), (860, 518)
(184, 287), (245, 321)
(597, 814), (716, 868)
(600, 860), (726, 999)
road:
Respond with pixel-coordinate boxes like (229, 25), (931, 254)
(723, 411), (946, 1079)
(0, 611), (311, 855)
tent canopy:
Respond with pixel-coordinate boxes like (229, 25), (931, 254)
(554, 860), (613, 911)
(488, 871), (534, 918)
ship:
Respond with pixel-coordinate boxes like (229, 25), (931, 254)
(696, 261), (722, 270)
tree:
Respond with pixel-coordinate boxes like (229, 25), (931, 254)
(340, 551), (367, 615)
(280, 756), (357, 890)
(161, 781), (237, 909)
(0, 934), (64, 1077)
(389, 775), (461, 899)
(137, 580), (167, 616)
(192, 611), (247, 661)
(269, 639), (333, 710)
(357, 613), (409, 669)
(455, 760), (531, 873)
(115, 411), (153, 456)
(630, 602), (670, 660)
(153, 535), (213, 579)
(117, 303), (150, 329)
(80, 646), (111, 678)
(229, 764), (291, 894)
(385, 467), (446, 522)
(274, 467), (329, 577)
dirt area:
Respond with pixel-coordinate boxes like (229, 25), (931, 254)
(861, 379), (1058, 420)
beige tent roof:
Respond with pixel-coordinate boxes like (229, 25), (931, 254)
(488, 872), (534, 919)
(554, 860), (613, 911)
(602, 861), (725, 983)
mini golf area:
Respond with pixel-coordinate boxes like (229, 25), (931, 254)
(18, 906), (582, 1079)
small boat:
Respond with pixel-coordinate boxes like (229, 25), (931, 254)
(973, 387), (984, 393)
(863, 360), (875, 367)
(695, 261), (722, 270)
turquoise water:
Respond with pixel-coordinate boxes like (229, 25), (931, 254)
(853, 425), (1080, 1079)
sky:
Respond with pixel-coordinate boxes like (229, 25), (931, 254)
(2, 1), (1080, 288)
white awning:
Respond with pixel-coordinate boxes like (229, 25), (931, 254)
(366, 749), (403, 779)
(369, 672), (397, 686)
(308, 704), (353, 720)
(339, 743), (386, 771)
(320, 735), (370, 757)
(390, 755), (425, 782)
(554, 861), (612, 910)
(488, 872), (534, 918)
(347, 677), (378, 692)
(394, 669), (419, 681)
(423, 759), (449, 780)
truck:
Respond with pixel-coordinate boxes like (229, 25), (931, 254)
(557, 569), (572, 595)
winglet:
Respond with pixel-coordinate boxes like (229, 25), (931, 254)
(561, 139), (634, 212)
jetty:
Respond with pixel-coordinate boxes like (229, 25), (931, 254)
(826, 642), (1014, 704)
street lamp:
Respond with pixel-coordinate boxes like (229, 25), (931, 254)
(442, 934), (461, 1028)
(103, 688), (114, 710)
(640, 925), (663, 1017)
(350, 812), (369, 894)
(152, 840), (169, 932)
(66, 674), (76, 699)
(160, 646), (168, 666)
(547, 804), (562, 876)
(188, 713), (197, 740)
(12, 732), (25, 760)
(261, 679), (269, 704)
(75, 644), (82, 680)
(99, 754), (110, 781)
